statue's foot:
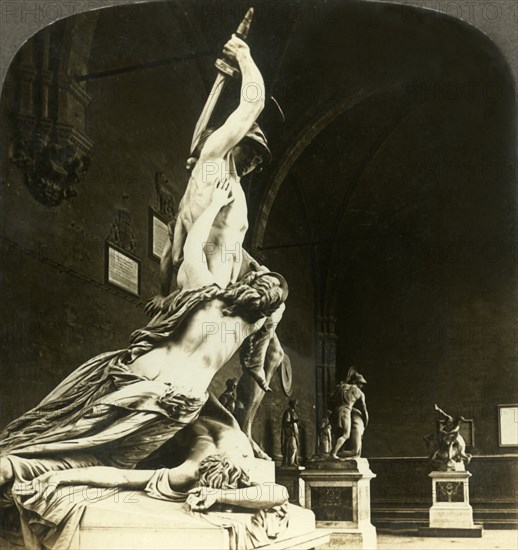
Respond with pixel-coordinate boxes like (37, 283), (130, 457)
(250, 438), (272, 460)
(247, 369), (271, 393)
(337, 451), (360, 459)
(330, 453), (347, 461)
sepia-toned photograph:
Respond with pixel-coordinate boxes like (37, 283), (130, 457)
(0, 0), (516, 548)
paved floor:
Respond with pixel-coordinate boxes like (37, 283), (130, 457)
(376, 529), (518, 550)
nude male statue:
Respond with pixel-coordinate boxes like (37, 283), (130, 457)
(143, 33), (284, 452)
(281, 400), (300, 467)
(330, 368), (369, 460)
(146, 33), (271, 314)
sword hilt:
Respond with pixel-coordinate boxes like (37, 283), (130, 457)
(215, 58), (240, 78)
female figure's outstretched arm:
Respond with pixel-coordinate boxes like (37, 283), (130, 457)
(178, 179), (234, 290)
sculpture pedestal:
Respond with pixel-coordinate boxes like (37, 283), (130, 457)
(79, 498), (330, 549)
(276, 465), (305, 506)
(300, 458), (377, 549)
(76, 459), (331, 549)
(418, 471), (483, 537)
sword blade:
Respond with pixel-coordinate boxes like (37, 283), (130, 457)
(190, 73), (227, 155)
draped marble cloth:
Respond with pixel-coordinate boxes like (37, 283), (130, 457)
(146, 469), (289, 550)
(0, 283), (233, 503)
(10, 468), (288, 550)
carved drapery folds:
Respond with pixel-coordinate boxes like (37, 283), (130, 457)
(9, 28), (93, 207)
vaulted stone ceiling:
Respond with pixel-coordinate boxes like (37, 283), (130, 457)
(8, 0), (515, 364)
(43, 0), (512, 253)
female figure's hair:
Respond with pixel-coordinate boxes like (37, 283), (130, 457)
(221, 270), (289, 323)
(197, 453), (251, 489)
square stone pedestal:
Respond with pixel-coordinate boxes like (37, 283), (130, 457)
(418, 470), (483, 537)
(276, 466), (305, 506)
(300, 458), (377, 549)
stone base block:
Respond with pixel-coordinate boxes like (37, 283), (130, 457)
(317, 526), (377, 549)
(425, 470), (480, 533)
(79, 495), (329, 550)
(418, 525), (483, 538)
(430, 504), (475, 528)
(276, 466), (305, 506)
(301, 458), (377, 550)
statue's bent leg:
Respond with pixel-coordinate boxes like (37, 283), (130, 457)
(331, 411), (352, 459)
(240, 326), (272, 392)
(236, 331), (284, 459)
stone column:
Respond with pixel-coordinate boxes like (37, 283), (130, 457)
(315, 315), (337, 428)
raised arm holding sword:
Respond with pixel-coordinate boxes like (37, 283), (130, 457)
(146, 9), (286, 400)
(146, 8), (270, 307)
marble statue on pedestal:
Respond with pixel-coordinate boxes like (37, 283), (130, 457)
(0, 20), (293, 548)
(419, 404), (481, 537)
(424, 404), (472, 471)
(317, 410), (333, 456)
(218, 378), (244, 417)
(301, 368), (376, 548)
(281, 400), (300, 467)
(330, 367), (369, 459)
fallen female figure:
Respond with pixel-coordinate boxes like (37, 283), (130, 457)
(0, 181), (288, 510)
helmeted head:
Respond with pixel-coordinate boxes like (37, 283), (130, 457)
(232, 123), (271, 176)
(353, 373), (367, 388)
(289, 399), (298, 409)
(187, 124), (271, 177)
(346, 366), (367, 388)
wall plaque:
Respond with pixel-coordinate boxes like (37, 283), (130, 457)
(498, 404), (518, 446)
(105, 242), (140, 296)
(148, 208), (170, 261)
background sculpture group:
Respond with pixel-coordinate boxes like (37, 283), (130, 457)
(424, 404), (472, 471)
(314, 367), (369, 462)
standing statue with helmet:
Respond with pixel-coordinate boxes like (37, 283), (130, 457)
(330, 367), (369, 460)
